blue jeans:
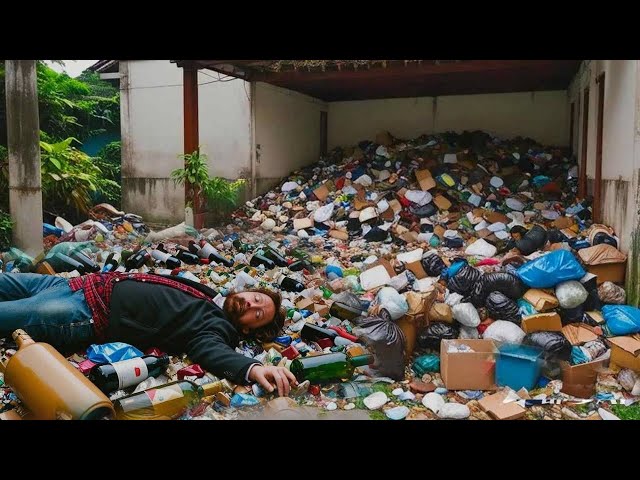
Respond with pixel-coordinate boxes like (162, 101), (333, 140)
(0, 273), (95, 353)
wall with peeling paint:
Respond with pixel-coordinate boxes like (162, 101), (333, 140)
(569, 60), (639, 254)
(254, 82), (328, 193)
(120, 60), (251, 224)
(328, 91), (569, 149)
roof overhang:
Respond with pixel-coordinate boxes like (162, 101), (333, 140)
(172, 60), (582, 101)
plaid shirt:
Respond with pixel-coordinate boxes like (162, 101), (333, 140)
(68, 272), (213, 341)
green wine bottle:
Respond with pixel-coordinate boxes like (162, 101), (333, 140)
(289, 352), (374, 384)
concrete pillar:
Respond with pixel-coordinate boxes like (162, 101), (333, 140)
(5, 60), (43, 257)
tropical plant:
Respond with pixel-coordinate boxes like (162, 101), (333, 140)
(171, 150), (245, 210)
(0, 209), (12, 251)
(40, 137), (102, 216)
(92, 141), (122, 207)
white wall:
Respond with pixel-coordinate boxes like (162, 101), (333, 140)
(120, 60), (251, 223)
(254, 82), (328, 193)
(328, 91), (569, 149)
(568, 60), (639, 253)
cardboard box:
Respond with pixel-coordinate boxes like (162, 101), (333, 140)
(433, 195), (452, 211)
(440, 339), (498, 391)
(586, 262), (627, 285)
(562, 324), (601, 346)
(296, 298), (314, 311)
(415, 169), (436, 191)
(313, 303), (329, 317)
(405, 260), (427, 280)
(560, 354), (609, 398)
(521, 312), (562, 333)
(313, 184), (329, 202)
(293, 217), (313, 231)
(607, 335), (640, 372)
(523, 289), (559, 312)
(478, 390), (526, 420)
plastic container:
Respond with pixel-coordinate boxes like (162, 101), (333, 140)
(495, 343), (543, 391)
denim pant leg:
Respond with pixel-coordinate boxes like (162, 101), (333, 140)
(0, 274), (95, 354)
(0, 273), (67, 301)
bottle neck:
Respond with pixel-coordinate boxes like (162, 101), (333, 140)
(349, 354), (374, 368)
(13, 329), (36, 349)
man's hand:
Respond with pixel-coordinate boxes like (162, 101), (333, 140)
(249, 364), (298, 397)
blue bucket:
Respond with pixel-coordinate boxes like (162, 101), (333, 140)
(496, 344), (543, 391)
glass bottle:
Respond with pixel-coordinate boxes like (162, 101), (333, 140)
(289, 352), (374, 384)
(88, 354), (171, 393)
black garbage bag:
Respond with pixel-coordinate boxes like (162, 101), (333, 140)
(592, 232), (618, 249)
(352, 316), (406, 380)
(447, 263), (482, 296)
(422, 253), (446, 277)
(515, 225), (548, 256)
(417, 322), (459, 351)
(522, 331), (572, 360)
(470, 271), (525, 307)
(583, 288), (602, 311)
(364, 227), (388, 242)
(547, 229), (569, 244)
(330, 291), (367, 322)
(443, 237), (464, 249)
(409, 203), (437, 218)
(485, 291), (522, 324)
(560, 304), (586, 325)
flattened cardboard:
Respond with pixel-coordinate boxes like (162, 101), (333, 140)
(296, 298), (315, 311)
(313, 303), (329, 316)
(329, 229), (349, 241)
(478, 390), (526, 420)
(401, 231), (419, 243)
(523, 289), (559, 312)
(313, 184), (329, 202)
(521, 312), (562, 333)
(607, 335), (640, 372)
(405, 260), (427, 279)
(440, 339), (498, 391)
(369, 258), (396, 279)
(586, 263), (627, 285)
(553, 216), (574, 229)
(561, 324), (600, 346)
(293, 217), (313, 231)
(388, 199), (402, 214)
(415, 169), (436, 191)
(433, 195), (452, 211)
(484, 211), (509, 224)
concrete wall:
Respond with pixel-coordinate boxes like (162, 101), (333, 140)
(120, 60), (251, 224)
(254, 82), (328, 194)
(568, 60), (640, 253)
(328, 90), (569, 149)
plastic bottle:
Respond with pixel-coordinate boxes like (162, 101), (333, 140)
(88, 354), (171, 393)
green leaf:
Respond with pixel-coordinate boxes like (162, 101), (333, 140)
(49, 158), (62, 170)
(48, 172), (61, 181)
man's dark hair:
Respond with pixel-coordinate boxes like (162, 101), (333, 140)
(240, 287), (285, 343)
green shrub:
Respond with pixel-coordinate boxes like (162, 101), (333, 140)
(0, 210), (13, 251)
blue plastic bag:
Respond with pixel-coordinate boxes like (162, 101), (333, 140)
(412, 354), (441, 375)
(516, 250), (586, 288)
(87, 342), (144, 364)
(517, 298), (538, 316)
(602, 305), (640, 336)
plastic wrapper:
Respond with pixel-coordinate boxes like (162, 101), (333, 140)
(352, 316), (406, 380)
(486, 291), (521, 324)
(412, 354), (441, 375)
(470, 271), (524, 306)
(617, 369), (640, 396)
(452, 303), (481, 327)
(482, 320), (526, 344)
(570, 340), (607, 365)
(598, 281), (626, 304)
(516, 250), (586, 288)
(555, 281), (589, 309)
(373, 287), (409, 321)
(523, 331), (571, 360)
(602, 304), (640, 336)
(417, 322), (460, 350)
(86, 342), (144, 364)
(447, 263), (482, 296)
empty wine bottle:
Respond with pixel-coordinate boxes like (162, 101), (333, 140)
(232, 239), (251, 253)
(151, 247), (181, 269)
(250, 253), (275, 269)
(193, 240), (234, 268)
(174, 246), (200, 265)
(124, 248), (150, 270)
(102, 252), (121, 272)
(262, 248), (288, 267)
(290, 352), (374, 384)
(288, 259), (311, 272)
(300, 323), (338, 342)
(113, 378), (231, 420)
(46, 252), (86, 274)
(88, 354), (171, 394)
(69, 250), (100, 273)
(278, 275), (305, 293)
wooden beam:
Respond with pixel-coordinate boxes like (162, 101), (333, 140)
(183, 64), (205, 228)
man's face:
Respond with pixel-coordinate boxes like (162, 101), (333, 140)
(223, 291), (276, 335)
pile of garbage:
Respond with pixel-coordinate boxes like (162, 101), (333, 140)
(2, 129), (640, 421)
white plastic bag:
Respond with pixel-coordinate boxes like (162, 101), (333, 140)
(482, 320), (526, 344)
(313, 203), (334, 223)
(452, 303), (481, 327)
(459, 325), (480, 339)
(555, 280), (588, 309)
(445, 290), (464, 307)
(464, 239), (497, 258)
(374, 287), (409, 321)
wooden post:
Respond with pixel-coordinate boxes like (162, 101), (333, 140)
(183, 63), (205, 228)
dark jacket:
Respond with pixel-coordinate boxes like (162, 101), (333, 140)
(106, 275), (259, 385)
